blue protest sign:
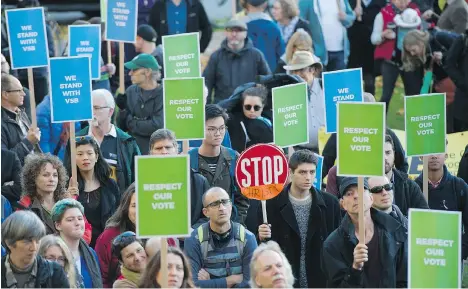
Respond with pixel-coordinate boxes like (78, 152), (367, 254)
(5, 7), (49, 69)
(69, 25), (101, 80)
(323, 68), (363, 133)
(313, 153), (323, 191)
(49, 57), (93, 123)
(105, 0), (138, 43)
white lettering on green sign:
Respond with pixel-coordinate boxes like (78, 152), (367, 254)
(169, 99), (200, 119)
(410, 114), (441, 136)
(168, 54), (196, 75)
(343, 127), (379, 152)
(415, 238), (455, 267)
(144, 183), (181, 210)
(277, 104), (303, 127)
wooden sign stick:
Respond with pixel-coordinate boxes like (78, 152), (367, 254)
(261, 200), (268, 224)
(356, 0), (362, 21)
(27, 68), (37, 128)
(160, 237), (168, 288)
(119, 42), (125, 93)
(107, 41), (112, 65)
(358, 177), (366, 243)
(183, 140), (190, 154)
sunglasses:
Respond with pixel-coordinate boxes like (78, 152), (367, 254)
(370, 183), (394, 194)
(244, 105), (262, 111)
(205, 199), (232, 209)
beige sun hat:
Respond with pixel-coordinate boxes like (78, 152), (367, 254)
(283, 51), (323, 71)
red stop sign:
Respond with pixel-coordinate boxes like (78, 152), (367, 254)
(235, 144), (289, 200)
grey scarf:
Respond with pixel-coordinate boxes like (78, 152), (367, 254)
(78, 239), (103, 288)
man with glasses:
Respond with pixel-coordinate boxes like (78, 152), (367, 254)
(368, 176), (407, 228)
(203, 19), (270, 103)
(68, 89), (141, 192)
(119, 53), (162, 154)
(111, 231), (148, 288)
(1, 74), (41, 165)
(184, 187), (257, 288)
(188, 104), (249, 225)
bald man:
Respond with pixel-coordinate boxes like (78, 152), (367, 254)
(184, 187), (257, 288)
(368, 176), (407, 228)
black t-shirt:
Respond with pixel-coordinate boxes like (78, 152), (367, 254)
(200, 154), (219, 175)
(364, 227), (381, 287)
(78, 187), (102, 247)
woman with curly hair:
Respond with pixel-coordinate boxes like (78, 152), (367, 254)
(65, 135), (120, 247)
(139, 247), (195, 288)
(17, 153), (92, 243)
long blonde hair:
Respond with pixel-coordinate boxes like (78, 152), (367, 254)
(38, 235), (78, 288)
(402, 29), (430, 71)
(285, 29), (313, 63)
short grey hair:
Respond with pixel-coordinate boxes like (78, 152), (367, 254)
(1, 211), (46, 253)
(149, 129), (178, 151)
(249, 241), (295, 288)
(92, 89), (115, 109)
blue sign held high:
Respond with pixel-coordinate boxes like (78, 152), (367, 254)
(106, 0), (138, 43)
(5, 7), (49, 69)
(322, 68), (364, 133)
(50, 57), (93, 123)
(69, 25), (101, 80)
(313, 153), (324, 191)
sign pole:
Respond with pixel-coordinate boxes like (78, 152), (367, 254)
(182, 140), (190, 154)
(232, 0), (236, 18)
(358, 177), (365, 243)
(423, 156), (429, 201)
(107, 41), (112, 65)
(27, 68), (37, 128)
(261, 200), (268, 223)
(356, 0), (362, 21)
(70, 123), (78, 183)
(160, 238), (168, 288)
(119, 42), (125, 93)
(288, 146), (294, 159)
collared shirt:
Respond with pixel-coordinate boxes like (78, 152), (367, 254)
(4, 256), (37, 288)
(429, 176), (443, 188)
(2, 107), (28, 137)
(166, 0), (187, 35)
(305, 78), (325, 150)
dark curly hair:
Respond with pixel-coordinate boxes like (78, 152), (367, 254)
(21, 153), (68, 202)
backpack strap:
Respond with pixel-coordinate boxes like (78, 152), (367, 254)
(197, 223), (210, 261)
(189, 148), (199, 171)
(232, 223), (246, 258)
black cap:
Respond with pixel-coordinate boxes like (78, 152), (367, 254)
(137, 24), (158, 43)
(246, 0), (267, 6)
(338, 177), (369, 198)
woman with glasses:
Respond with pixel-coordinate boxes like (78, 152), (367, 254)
(139, 247), (195, 288)
(219, 85), (273, 153)
(17, 153), (92, 244)
(51, 198), (103, 288)
(111, 231), (147, 288)
(38, 234), (81, 288)
(65, 135), (120, 247)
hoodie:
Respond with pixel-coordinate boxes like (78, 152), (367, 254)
(203, 38), (271, 103)
(415, 165), (468, 259)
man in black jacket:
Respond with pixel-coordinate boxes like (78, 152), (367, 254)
(149, 128), (209, 228)
(148, 0), (212, 53)
(1, 149), (22, 204)
(203, 19), (271, 103)
(415, 152), (468, 259)
(258, 150), (341, 288)
(384, 134), (429, 215)
(322, 177), (408, 288)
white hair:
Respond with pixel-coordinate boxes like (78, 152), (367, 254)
(249, 241), (295, 288)
(92, 89), (115, 109)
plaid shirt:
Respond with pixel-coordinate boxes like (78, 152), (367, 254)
(4, 256), (37, 288)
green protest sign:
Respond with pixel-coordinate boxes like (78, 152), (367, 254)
(162, 33), (201, 79)
(405, 93), (446, 156)
(409, 209), (461, 288)
(164, 78), (205, 140)
(136, 155), (191, 238)
(337, 102), (385, 176)
(272, 83), (309, 147)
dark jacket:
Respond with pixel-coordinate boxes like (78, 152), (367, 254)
(261, 184), (341, 288)
(191, 169), (210, 228)
(322, 208), (408, 288)
(392, 168), (429, 216)
(458, 145), (468, 184)
(148, 0), (212, 52)
(1, 255), (69, 288)
(390, 204), (408, 229)
(1, 107), (41, 165)
(321, 128), (408, 180)
(125, 84), (164, 154)
(444, 31), (468, 124)
(427, 29), (459, 82)
(74, 126), (141, 192)
(415, 165), (468, 259)
(203, 38), (271, 103)
(1, 149), (22, 204)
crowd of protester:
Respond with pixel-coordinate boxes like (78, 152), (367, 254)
(1, 0), (468, 287)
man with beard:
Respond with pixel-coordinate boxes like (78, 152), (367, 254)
(384, 134), (428, 215)
(66, 89), (140, 192)
(415, 152), (468, 260)
(203, 19), (271, 103)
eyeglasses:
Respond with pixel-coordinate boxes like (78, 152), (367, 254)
(45, 256), (66, 265)
(207, 126), (227, 135)
(244, 105), (262, 111)
(205, 199), (232, 209)
(226, 28), (244, 33)
(93, 105), (110, 110)
(370, 183), (394, 194)
(112, 231), (137, 246)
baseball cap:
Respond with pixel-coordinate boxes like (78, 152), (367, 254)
(246, 0), (268, 7)
(225, 19), (248, 31)
(124, 53), (160, 70)
(283, 51), (323, 71)
(137, 24), (158, 43)
(338, 177), (370, 198)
